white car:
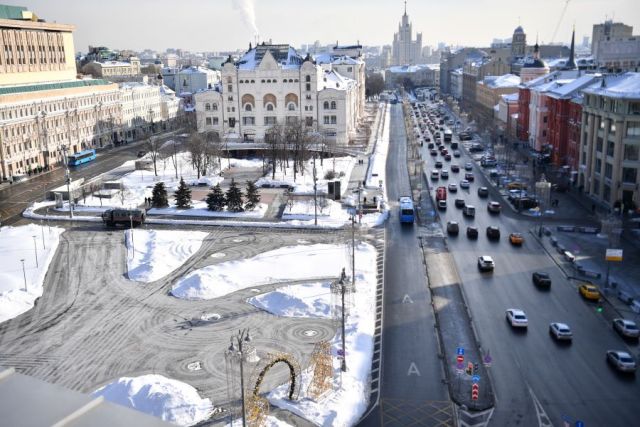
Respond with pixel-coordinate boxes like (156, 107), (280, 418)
(606, 350), (637, 373)
(448, 183), (458, 193)
(613, 319), (640, 339)
(464, 162), (473, 171)
(506, 309), (528, 328)
(460, 180), (470, 189)
(549, 322), (573, 341)
(477, 255), (494, 271)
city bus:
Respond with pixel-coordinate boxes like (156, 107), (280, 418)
(68, 149), (97, 166)
(444, 129), (453, 143)
(399, 196), (415, 224)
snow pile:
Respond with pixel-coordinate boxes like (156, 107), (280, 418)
(126, 229), (209, 283)
(255, 157), (355, 197)
(149, 201), (268, 219)
(262, 243), (378, 426)
(248, 281), (332, 318)
(282, 199), (386, 228)
(0, 224), (65, 323)
(172, 243), (350, 300)
(367, 102), (390, 197)
(92, 374), (213, 426)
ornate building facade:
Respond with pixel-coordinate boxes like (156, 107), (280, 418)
(392, 4), (422, 66)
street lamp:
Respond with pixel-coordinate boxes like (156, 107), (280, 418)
(536, 174), (551, 237)
(227, 329), (252, 427)
(20, 259), (27, 292)
(32, 235), (38, 267)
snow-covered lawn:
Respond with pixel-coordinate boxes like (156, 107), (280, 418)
(126, 229), (209, 283)
(0, 224), (65, 323)
(256, 157), (355, 197)
(248, 243), (378, 426)
(92, 374), (214, 427)
(367, 103), (390, 198)
(171, 243), (347, 300)
(149, 201), (268, 219)
(282, 198), (387, 228)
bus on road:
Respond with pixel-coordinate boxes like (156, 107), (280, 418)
(444, 129), (452, 142)
(399, 196), (415, 224)
(68, 149), (96, 166)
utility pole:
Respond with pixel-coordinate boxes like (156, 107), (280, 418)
(227, 329), (252, 427)
(20, 259), (27, 292)
(129, 212), (135, 256)
(313, 154), (318, 226)
(32, 235), (38, 267)
(60, 145), (73, 219)
(351, 214), (356, 291)
(40, 220), (46, 249)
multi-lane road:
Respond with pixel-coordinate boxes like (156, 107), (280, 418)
(419, 102), (640, 426)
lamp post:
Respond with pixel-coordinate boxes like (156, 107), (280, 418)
(227, 329), (252, 427)
(60, 145), (73, 219)
(536, 174), (551, 237)
(20, 259), (27, 292)
(32, 235), (38, 267)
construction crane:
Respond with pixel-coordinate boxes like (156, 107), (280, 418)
(550, 0), (571, 44)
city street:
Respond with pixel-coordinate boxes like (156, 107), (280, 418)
(420, 108), (640, 426)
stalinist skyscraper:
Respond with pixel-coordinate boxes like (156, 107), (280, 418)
(392, 1), (422, 65)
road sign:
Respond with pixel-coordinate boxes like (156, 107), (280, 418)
(471, 383), (479, 400)
(456, 362), (464, 370)
(472, 375), (480, 383)
(457, 347), (465, 356)
(337, 349), (345, 356)
(483, 350), (492, 366)
(456, 355), (464, 363)
(605, 249), (623, 262)
(575, 421), (584, 427)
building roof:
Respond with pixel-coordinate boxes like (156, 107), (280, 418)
(583, 72), (640, 99)
(501, 92), (519, 102)
(320, 69), (355, 91)
(388, 64), (435, 73)
(236, 44), (304, 70)
(484, 74), (521, 88)
(522, 57), (547, 69)
(521, 69), (582, 89)
(514, 25), (525, 34)
(547, 74), (602, 99)
(94, 60), (135, 67)
(0, 79), (112, 95)
(0, 4), (28, 20)
(177, 66), (218, 75)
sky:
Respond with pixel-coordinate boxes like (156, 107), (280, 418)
(4, 0), (640, 53)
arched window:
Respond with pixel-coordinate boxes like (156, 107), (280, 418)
(331, 101), (337, 110)
(205, 103), (211, 111)
(287, 103), (295, 111)
(251, 79), (255, 83)
(323, 101), (329, 110)
(267, 79), (271, 83)
(306, 75), (311, 82)
(245, 104), (252, 112)
(266, 104), (274, 111)
(212, 103), (218, 111)
(289, 79), (293, 83)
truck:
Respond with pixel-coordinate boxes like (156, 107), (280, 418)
(102, 208), (146, 227)
(436, 186), (447, 201)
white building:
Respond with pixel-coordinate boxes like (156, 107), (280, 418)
(120, 82), (162, 141)
(392, 4), (422, 66)
(175, 66), (220, 95)
(159, 85), (182, 130)
(450, 68), (463, 100)
(194, 43), (364, 146)
(81, 58), (141, 79)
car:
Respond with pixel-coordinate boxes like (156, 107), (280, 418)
(460, 180), (470, 189)
(507, 181), (527, 190)
(464, 162), (473, 171)
(549, 322), (573, 341)
(441, 170), (449, 179)
(487, 201), (501, 213)
(486, 226), (500, 240)
(437, 199), (447, 210)
(463, 205), (476, 217)
(477, 187), (489, 197)
(451, 164), (460, 173)
(448, 183), (457, 192)
(464, 172), (475, 182)
(579, 283), (601, 301)
(612, 319), (640, 339)
(606, 350), (637, 373)
(447, 221), (459, 235)
(428, 142), (435, 149)
(532, 272), (552, 288)
(453, 150), (461, 157)
(509, 232), (524, 245)
(431, 170), (439, 180)
(506, 309), (528, 328)
(444, 154), (452, 161)
(137, 150), (147, 158)
(424, 136), (431, 142)
(435, 161), (443, 169)
(455, 198), (466, 208)
(430, 149), (438, 156)
(477, 255), (495, 271)
(467, 226), (479, 239)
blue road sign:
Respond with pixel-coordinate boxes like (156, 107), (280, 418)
(456, 362), (464, 370)
(472, 375), (480, 383)
(457, 347), (465, 356)
(575, 421), (584, 427)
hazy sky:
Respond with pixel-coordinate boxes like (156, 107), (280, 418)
(5, 0), (640, 53)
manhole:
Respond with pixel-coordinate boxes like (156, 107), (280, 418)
(302, 329), (319, 337)
(232, 238), (243, 243)
(210, 253), (226, 258)
(187, 361), (202, 371)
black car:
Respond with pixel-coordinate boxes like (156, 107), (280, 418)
(451, 164), (460, 173)
(532, 272), (552, 288)
(477, 187), (489, 198)
(435, 161), (443, 169)
(455, 198), (466, 208)
(428, 142), (435, 149)
(430, 149), (438, 156)
(486, 226), (500, 240)
(467, 226), (479, 239)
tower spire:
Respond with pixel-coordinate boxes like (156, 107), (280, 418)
(564, 25), (577, 70)
(404, 0), (407, 16)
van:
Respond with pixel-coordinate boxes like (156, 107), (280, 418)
(563, 251), (576, 263)
(463, 205), (476, 217)
(436, 186), (447, 201)
(431, 170), (439, 180)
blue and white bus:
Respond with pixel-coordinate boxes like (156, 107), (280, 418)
(68, 149), (96, 166)
(399, 196), (415, 223)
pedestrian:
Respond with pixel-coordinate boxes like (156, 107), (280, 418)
(556, 199), (560, 207)
(592, 204), (596, 213)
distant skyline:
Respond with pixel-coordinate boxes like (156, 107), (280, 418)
(3, 0), (640, 53)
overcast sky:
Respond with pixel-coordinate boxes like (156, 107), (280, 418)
(5, 0), (640, 53)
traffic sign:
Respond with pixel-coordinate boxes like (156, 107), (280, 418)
(337, 349), (345, 356)
(575, 421), (584, 427)
(466, 362), (473, 375)
(456, 362), (464, 370)
(456, 355), (464, 363)
(457, 347), (465, 356)
(471, 383), (479, 400)
(472, 375), (480, 383)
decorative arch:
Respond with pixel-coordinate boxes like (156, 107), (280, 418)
(263, 93), (277, 109)
(252, 353), (301, 400)
(285, 93), (298, 107)
(242, 94), (255, 111)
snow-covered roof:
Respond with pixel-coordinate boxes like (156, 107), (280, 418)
(95, 60), (134, 67)
(387, 64), (435, 74)
(583, 72), (640, 99)
(546, 58), (568, 68)
(484, 74), (521, 88)
(451, 68), (463, 75)
(522, 70), (582, 89)
(320, 69), (355, 91)
(547, 74), (602, 99)
(501, 92), (519, 102)
(178, 66), (219, 76)
(236, 44), (304, 70)
(314, 54), (362, 66)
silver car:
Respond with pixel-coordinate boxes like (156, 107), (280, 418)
(549, 322), (573, 341)
(606, 350), (637, 373)
(613, 319), (640, 339)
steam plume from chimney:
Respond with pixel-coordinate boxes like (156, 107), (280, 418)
(231, 0), (259, 43)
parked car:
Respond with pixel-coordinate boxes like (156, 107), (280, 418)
(612, 319), (640, 339)
(447, 221), (460, 235)
(549, 322), (573, 341)
(579, 283), (601, 301)
(455, 198), (466, 208)
(506, 309), (528, 328)
(487, 201), (501, 214)
(532, 272), (552, 288)
(477, 255), (495, 271)
(509, 232), (524, 245)
(137, 150), (147, 158)
(486, 226), (500, 240)
(467, 226), (479, 239)
(477, 187), (489, 197)
(606, 350), (637, 373)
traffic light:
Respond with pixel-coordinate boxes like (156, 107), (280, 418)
(466, 362), (473, 375)
(474, 363), (479, 375)
(596, 305), (603, 313)
(471, 383), (479, 400)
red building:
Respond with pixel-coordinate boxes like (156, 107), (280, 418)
(516, 87), (530, 141)
(566, 99), (582, 171)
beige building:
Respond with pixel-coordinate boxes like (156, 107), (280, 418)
(81, 58), (141, 79)
(578, 73), (640, 210)
(475, 74), (520, 126)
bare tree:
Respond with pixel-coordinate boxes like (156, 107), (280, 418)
(203, 131), (222, 176)
(160, 139), (180, 180)
(187, 132), (207, 179)
(285, 119), (311, 182)
(145, 136), (163, 177)
(265, 124), (285, 180)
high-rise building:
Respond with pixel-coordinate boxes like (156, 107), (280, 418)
(392, 3), (422, 66)
(591, 21), (633, 58)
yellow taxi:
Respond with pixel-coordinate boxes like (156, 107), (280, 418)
(507, 181), (527, 190)
(578, 283), (601, 301)
(509, 232), (524, 245)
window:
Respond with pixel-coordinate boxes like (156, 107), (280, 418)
(245, 104), (252, 112)
(205, 103), (211, 111)
(206, 117), (212, 125)
(228, 96), (233, 101)
(212, 117), (219, 125)
(264, 116), (277, 125)
(622, 167), (637, 183)
(305, 117), (313, 127)
(603, 185), (610, 201)
(599, 120), (605, 130)
(627, 122), (640, 137)
(287, 103), (296, 111)
(266, 104), (274, 111)
(304, 106), (308, 111)
(306, 75), (311, 82)
(629, 102), (640, 115)
(624, 144), (639, 161)
(306, 83), (311, 91)
(243, 117), (255, 125)
(347, 67), (353, 72)
(229, 117), (236, 128)
(610, 122), (616, 134)
(605, 163), (613, 179)
(309, 106), (313, 111)
(324, 116), (330, 124)
(593, 179), (600, 195)
(323, 101), (329, 110)
(607, 141), (615, 157)
(543, 116), (547, 123)
(331, 101), (337, 110)
(595, 158), (602, 173)
(331, 115), (337, 124)
(596, 137), (603, 152)
(286, 116), (298, 125)
(251, 80), (255, 83)
(212, 103), (218, 111)
(228, 84), (232, 92)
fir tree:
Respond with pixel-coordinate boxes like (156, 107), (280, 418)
(206, 184), (226, 211)
(244, 180), (261, 211)
(151, 182), (169, 208)
(174, 177), (192, 209)
(225, 179), (244, 212)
